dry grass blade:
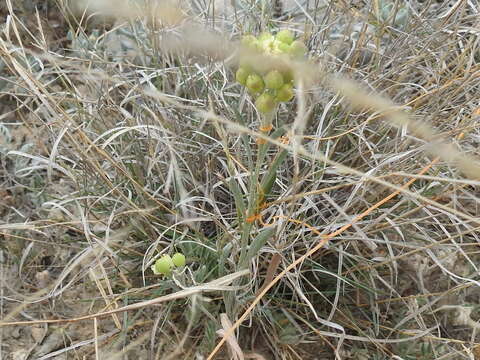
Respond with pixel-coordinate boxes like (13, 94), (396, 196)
(206, 157), (440, 358)
(0, 270), (249, 326)
(329, 77), (480, 180)
(2, 0), (479, 358)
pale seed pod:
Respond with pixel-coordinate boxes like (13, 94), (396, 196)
(172, 253), (186, 267)
(152, 254), (174, 275)
(255, 92), (277, 113)
(289, 40), (307, 58)
(236, 67), (250, 85)
(276, 29), (294, 45)
(246, 73), (265, 94)
(264, 70), (284, 90)
(276, 83), (294, 102)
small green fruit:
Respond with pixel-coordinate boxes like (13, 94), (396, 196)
(246, 74), (264, 94)
(276, 83), (294, 102)
(241, 35), (257, 47)
(289, 40), (307, 58)
(153, 255), (174, 275)
(239, 59), (254, 73)
(277, 42), (291, 53)
(264, 70), (284, 90)
(255, 93), (277, 113)
(276, 29), (294, 45)
(172, 253), (186, 267)
(282, 70), (294, 84)
(258, 32), (274, 43)
(241, 35), (262, 52)
(236, 67), (250, 85)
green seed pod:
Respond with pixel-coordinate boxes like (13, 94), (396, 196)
(276, 83), (294, 102)
(241, 35), (262, 53)
(239, 59), (254, 73)
(264, 70), (284, 90)
(276, 29), (294, 45)
(258, 32), (274, 43)
(255, 92), (277, 113)
(282, 70), (294, 84)
(277, 42), (291, 53)
(289, 40), (307, 58)
(246, 74), (265, 94)
(172, 253), (186, 267)
(236, 67), (250, 85)
(153, 254), (174, 275)
(241, 34), (257, 47)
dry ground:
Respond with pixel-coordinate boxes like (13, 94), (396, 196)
(1, 0), (480, 359)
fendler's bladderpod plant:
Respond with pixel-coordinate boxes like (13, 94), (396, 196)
(231, 30), (307, 273)
(235, 30), (307, 137)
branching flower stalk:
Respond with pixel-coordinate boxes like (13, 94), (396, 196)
(234, 30), (306, 268)
(235, 29), (304, 131)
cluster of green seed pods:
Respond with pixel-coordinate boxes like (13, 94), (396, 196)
(151, 252), (186, 276)
(235, 30), (307, 114)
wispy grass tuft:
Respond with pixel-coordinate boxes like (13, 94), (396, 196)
(1, 0), (480, 359)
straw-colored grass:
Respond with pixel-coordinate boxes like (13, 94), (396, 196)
(1, 0), (480, 359)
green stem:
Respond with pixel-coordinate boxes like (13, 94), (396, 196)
(260, 107), (276, 130)
(238, 139), (268, 266)
(238, 125), (286, 269)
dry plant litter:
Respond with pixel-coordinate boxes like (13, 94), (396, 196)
(1, 0), (480, 359)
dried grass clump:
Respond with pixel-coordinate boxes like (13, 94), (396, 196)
(1, 0), (480, 359)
